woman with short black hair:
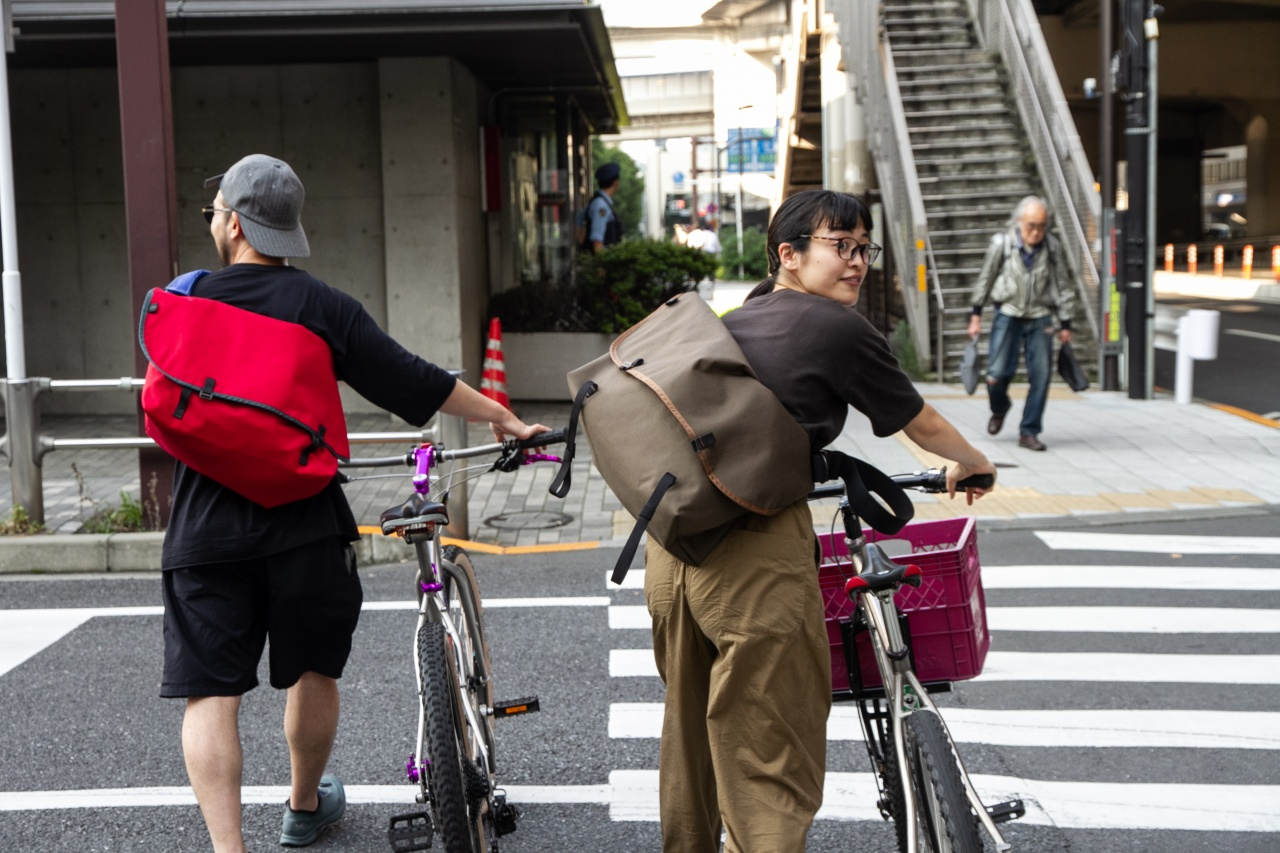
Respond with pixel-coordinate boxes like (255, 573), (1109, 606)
(644, 189), (995, 852)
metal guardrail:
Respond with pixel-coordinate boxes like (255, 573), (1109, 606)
(830, 0), (935, 369)
(0, 376), (469, 531)
(970, 0), (1101, 339)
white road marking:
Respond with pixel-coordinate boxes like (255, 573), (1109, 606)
(1035, 531), (1280, 555)
(1225, 328), (1280, 344)
(980, 564), (1280, 590)
(610, 649), (1280, 684)
(609, 770), (1280, 831)
(609, 604), (1280, 633)
(5, 776), (1278, 831)
(987, 606), (1280, 633)
(361, 597), (609, 611)
(615, 565), (1280, 591)
(608, 703), (1280, 749)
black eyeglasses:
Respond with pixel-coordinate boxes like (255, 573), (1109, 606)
(201, 206), (233, 224)
(802, 234), (882, 265)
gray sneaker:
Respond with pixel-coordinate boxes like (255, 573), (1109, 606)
(280, 775), (346, 847)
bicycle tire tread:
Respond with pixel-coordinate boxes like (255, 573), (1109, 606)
(418, 621), (475, 853)
(905, 710), (983, 853)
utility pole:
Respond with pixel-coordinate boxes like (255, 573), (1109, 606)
(1098, 0), (1122, 391)
(1117, 0), (1161, 399)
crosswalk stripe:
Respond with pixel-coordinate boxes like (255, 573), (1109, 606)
(610, 648), (1280, 684)
(980, 564), (1280, 590)
(611, 566), (1280, 592)
(987, 606), (1280, 633)
(608, 769), (1280, 831)
(0, 611), (94, 678)
(6, 776), (1277, 832)
(607, 703), (1280, 749)
(0, 784), (612, 812)
(1035, 531), (1280, 555)
(608, 604), (1280, 633)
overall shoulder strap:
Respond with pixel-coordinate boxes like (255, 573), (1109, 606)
(166, 269), (211, 295)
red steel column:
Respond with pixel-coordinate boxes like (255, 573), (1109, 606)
(116, 0), (177, 528)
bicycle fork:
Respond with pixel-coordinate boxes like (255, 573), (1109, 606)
(858, 581), (1014, 853)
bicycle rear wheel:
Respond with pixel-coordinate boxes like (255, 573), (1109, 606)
(417, 620), (479, 853)
(903, 710), (982, 853)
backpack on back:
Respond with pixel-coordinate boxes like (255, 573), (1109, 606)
(561, 293), (814, 581)
(138, 272), (350, 508)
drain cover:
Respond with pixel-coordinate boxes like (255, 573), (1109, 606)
(483, 511), (573, 531)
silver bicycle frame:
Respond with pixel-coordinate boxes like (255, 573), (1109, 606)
(410, 536), (494, 799)
(854, 561), (1012, 853)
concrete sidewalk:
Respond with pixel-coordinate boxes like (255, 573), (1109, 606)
(1, 277), (1277, 571)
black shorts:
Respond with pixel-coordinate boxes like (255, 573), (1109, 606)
(161, 537), (362, 697)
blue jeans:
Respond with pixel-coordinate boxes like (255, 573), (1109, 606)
(986, 313), (1052, 437)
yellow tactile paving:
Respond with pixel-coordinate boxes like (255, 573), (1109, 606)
(1190, 487), (1266, 504)
(1146, 489), (1221, 507)
(1098, 491), (1175, 509)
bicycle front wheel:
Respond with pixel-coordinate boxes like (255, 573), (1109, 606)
(904, 710), (982, 853)
(417, 620), (479, 853)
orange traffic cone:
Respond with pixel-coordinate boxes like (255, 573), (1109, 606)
(481, 317), (510, 409)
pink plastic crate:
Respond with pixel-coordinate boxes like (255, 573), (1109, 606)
(818, 516), (989, 696)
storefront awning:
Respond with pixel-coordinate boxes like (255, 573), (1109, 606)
(8, 0), (628, 131)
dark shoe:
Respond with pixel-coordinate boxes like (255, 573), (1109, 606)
(281, 775), (345, 847)
(1018, 434), (1047, 451)
(987, 413), (1005, 435)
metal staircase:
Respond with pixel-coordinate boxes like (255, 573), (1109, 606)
(826, 0), (1101, 381)
(884, 0), (1092, 378)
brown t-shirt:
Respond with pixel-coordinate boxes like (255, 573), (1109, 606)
(722, 288), (925, 449)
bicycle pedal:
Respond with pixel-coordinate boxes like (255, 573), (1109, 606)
(493, 696), (540, 718)
(493, 792), (521, 837)
(985, 798), (1025, 824)
(387, 811), (433, 851)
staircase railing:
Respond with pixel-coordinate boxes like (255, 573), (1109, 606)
(968, 0), (1101, 337)
(832, 0), (934, 367)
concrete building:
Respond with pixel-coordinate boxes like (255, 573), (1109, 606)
(1, 0), (627, 414)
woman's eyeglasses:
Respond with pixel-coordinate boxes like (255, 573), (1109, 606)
(802, 234), (882, 265)
(201, 206), (233, 224)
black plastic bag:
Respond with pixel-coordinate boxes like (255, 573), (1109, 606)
(960, 338), (980, 395)
(1057, 341), (1089, 392)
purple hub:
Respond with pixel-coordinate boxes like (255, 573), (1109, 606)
(420, 580), (443, 594)
(405, 755), (420, 783)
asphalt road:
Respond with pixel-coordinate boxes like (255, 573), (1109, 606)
(2, 506), (1279, 852)
(1154, 296), (1280, 417)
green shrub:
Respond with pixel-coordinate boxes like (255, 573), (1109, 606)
(716, 226), (769, 281)
(490, 239), (717, 334)
(0, 505), (45, 535)
(81, 491), (147, 534)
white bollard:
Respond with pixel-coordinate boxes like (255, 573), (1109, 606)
(1173, 309), (1220, 404)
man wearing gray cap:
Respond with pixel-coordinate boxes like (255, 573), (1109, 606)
(581, 160), (624, 253)
(164, 154), (547, 852)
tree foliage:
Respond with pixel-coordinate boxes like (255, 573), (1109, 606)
(489, 239), (716, 334)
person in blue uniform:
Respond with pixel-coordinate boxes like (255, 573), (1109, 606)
(582, 161), (624, 253)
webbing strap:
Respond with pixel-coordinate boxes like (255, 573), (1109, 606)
(549, 380), (596, 499)
(611, 472), (676, 585)
(814, 450), (914, 535)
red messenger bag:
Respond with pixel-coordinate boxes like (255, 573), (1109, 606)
(138, 273), (350, 508)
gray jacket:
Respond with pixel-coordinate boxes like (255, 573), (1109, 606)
(970, 229), (1075, 327)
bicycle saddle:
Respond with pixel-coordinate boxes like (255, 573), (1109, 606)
(845, 543), (923, 596)
(380, 493), (449, 536)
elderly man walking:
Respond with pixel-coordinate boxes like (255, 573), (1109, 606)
(967, 196), (1075, 451)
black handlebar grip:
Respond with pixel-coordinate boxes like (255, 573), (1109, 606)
(956, 473), (995, 490)
(517, 427), (567, 449)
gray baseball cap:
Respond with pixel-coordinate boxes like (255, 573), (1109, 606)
(204, 154), (310, 258)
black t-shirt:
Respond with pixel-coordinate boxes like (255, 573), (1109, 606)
(722, 288), (924, 449)
(161, 263), (458, 569)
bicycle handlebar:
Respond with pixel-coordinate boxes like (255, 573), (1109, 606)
(808, 468), (994, 500)
(338, 427), (568, 469)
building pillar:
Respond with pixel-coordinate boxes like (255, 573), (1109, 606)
(1245, 106), (1280, 236)
(378, 57), (485, 388)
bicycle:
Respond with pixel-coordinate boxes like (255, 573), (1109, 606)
(811, 463), (1024, 852)
(341, 427), (568, 853)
